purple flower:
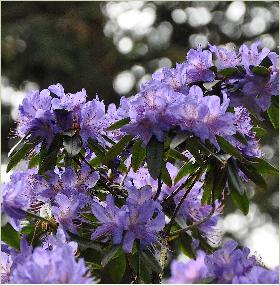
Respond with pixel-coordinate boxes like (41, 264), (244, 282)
(49, 83), (87, 112)
(168, 251), (208, 284)
(239, 41), (270, 73)
(185, 46), (215, 83)
(122, 186), (165, 253)
(79, 97), (106, 145)
(91, 195), (126, 245)
(1, 251), (13, 283)
(52, 193), (81, 233)
(17, 89), (56, 146)
(10, 242), (94, 284)
(175, 181), (221, 235)
(225, 107), (262, 158)
(242, 73), (279, 112)
(232, 265), (279, 284)
(200, 92), (236, 149)
(204, 240), (256, 283)
(122, 83), (174, 144)
(2, 180), (30, 220)
(209, 44), (240, 70)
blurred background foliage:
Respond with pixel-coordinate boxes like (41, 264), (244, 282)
(1, 1), (279, 268)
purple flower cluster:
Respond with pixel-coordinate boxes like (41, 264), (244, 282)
(119, 42), (278, 147)
(168, 240), (279, 284)
(91, 186), (165, 253)
(2, 232), (94, 284)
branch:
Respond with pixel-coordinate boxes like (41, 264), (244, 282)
(170, 180), (216, 236)
(153, 171), (162, 201)
(165, 169), (203, 235)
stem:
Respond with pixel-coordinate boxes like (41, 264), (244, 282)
(165, 169), (203, 235)
(170, 179), (216, 236)
(120, 164), (131, 186)
(153, 171), (162, 200)
(163, 171), (197, 203)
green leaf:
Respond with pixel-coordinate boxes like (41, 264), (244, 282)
(131, 139), (146, 172)
(236, 161), (267, 190)
(229, 184), (249, 215)
(161, 162), (172, 187)
(213, 165), (228, 200)
(201, 165), (215, 205)
(184, 137), (204, 164)
(107, 117), (130, 131)
(88, 138), (106, 158)
(194, 277), (216, 284)
(203, 80), (221, 90)
(8, 135), (28, 158)
(28, 154), (40, 168)
(1, 223), (21, 250)
(219, 67), (240, 77)
(251, 65), (270, 76)
(168, 149), (189, 162)
(107, 252), (126, 283)
(248, 157), (278, 175)
(267, 100), (279, 129)
(39, 135), (63, 175)
(216, 136), (244, 161)
(140, 250), (162, 274)
(101, 245), (122, 267)
(174, 161), (199, 185)
(7, 141), (37, 172)
(63, 134), (82, 157)
(146, 136), (164, 179)
(252, 126), (267, 138)
(67, 231), (103, 252)
(170, 132), (190, 149)
(233, 132), (248, 145)
(228, 160), (245, 195)
(180, 233), (197, 259)
(104, 135), (133, 163)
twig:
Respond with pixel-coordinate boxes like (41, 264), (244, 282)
(120, 164), (131, 186)
(153, 171), (162, 200)
(165, 169), (203, 235)
(170, 179), (216, 236)
(163, 171), (197, 203)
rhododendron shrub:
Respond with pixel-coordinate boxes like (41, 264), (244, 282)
(1, 42), (279, 284)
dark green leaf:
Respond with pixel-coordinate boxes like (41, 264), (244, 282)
(7, 141), (37, 172)
(203, 80), (221, 90)
(140, 250), (162, 274)
(63, 134), (82, 157)
(213, 165), (228, 200)
(201, 165), (215, 205)
(236, 161), (267, 190)
(229, 184), (249, 215)
(219, 67), (240, 77)
(170, 132), (190, 149)
(180, 233), (197, 259)
(131, 139), (146, 172)
(104, 135), (133, 163)
(216, 136), (244, 161)
(146, 136), (164, 179)
(101, 245), (122, 267)
(67, 231), (103, 252)
(228, 160), (245, 195)
(184, 137), (204, 164)
(8, 135), (28, 158)
(107, 117), (130, 131)
(39, 135), (63, 175)
(88, 138), (106, 158)
(174, 161), (199, 185)
(267, 100), (279, 129)
(251, 65), (270, 76)
(194, 277), (216, 284)
(107, 252), (126, 283)
(248, 157), (278, 175)
(1, 223), (20, 250)
(28, 154), (40, 168)
(168, 149), (189, 162)
(252, 126), (267, 138)
(161, 162), (172, 187)
(233, 132), (248, 145)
